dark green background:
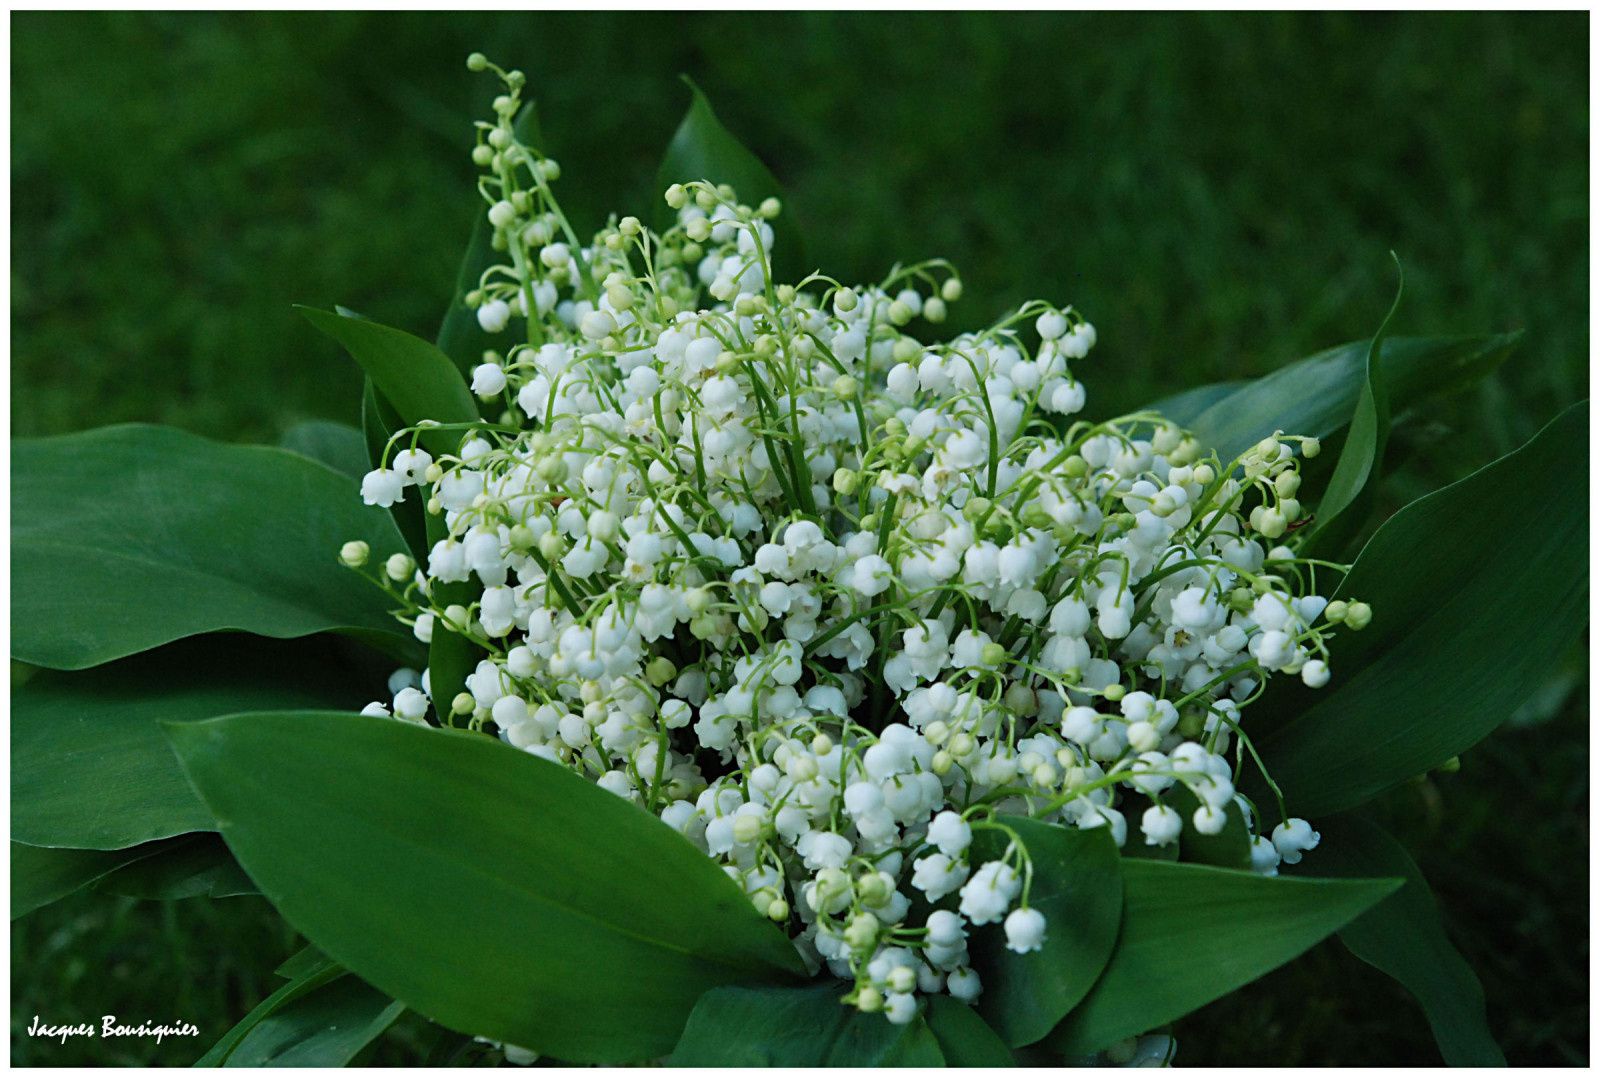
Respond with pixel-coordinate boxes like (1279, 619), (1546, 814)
(11, 10), (1588, 1066)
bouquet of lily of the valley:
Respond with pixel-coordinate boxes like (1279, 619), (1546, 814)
(13, 54), (1587, 1067)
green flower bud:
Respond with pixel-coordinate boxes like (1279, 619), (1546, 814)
(338, 540), (369, 568)
(1344, 601), (1373, 630)
(645, 656), (677, 686)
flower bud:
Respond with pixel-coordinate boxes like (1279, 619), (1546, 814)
(646, 656), (677, 686)
(339, 540), (369, 568)
(731, 814), (764, 845)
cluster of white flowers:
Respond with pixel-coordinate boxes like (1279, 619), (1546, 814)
(339, 55), (1371, 1035)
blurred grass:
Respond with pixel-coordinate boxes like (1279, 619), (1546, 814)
(10, 10), (1587, 1067)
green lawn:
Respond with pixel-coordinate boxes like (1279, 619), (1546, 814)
(10, 10), (1588, 1066)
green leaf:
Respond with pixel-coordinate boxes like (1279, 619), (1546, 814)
(297, 307), (478, 453)
(1046, 861), (1399, 1055)
(1254, 401), (1589, 815)
(923, 996), (1016, 1066)
(306, 317), (483, 708)
(91, 834), (257, 900)
(360, 378), (428, 560)
(1165, 333), (1521, 463)
(12, 424), (411, 671)
(1311, 255), (1402, 541)
(196, 955), (343, 1065)
(278, 420), (368, 480)
(435, 101), (544, 375)
(13, 640), (363, 850)
(222, 976), (405, 1067)
(11, 840), (168, 919)
(276, 944), (329, 982)
(1143, 380), (1249, 429)
(1311, 816), (1504, 1066)
(668, 982), (943, 1066)
(656, 78), (806, 281)
(970, 817), (1122, 1047)
(165, 711), (806, 1063)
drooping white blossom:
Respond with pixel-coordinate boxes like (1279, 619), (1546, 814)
(338, 55), (1372, 1034)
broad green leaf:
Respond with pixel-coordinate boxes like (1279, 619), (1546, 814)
(436, 101), (544, 375)
(970, 817), (1122, 1047)
(1311, 816), (1504, 1066)
(923, 996), (1016, 1066)
(1144, 379), (1249, 428)
(13, 640), (361, 849)
(12, 424), (411, 670)
(656, 78), (806, 281)
(1166, 333), (1521, 463)
(196, 955), (343, 1065)
(1254, 401), (1589, 815)
(91, 834), (257, 900)
(166, 711), (806, 1063)
(11, 840), (158, 919)
(297, 307), (478, 452)
(1507, 640), (1586, 729)
(1118, 837), (1179, 862)
(668, 982), (943, 1066)
(324, 311), (476, 705)
(1311, 256), (1402, 541)
(1046, 861), (1399, 1055)
(360, 378), (428, 559)
(11, 836), (207, 918)
(223, 976), (404, 1067)
(279, 419), (368, 480)
(306, 315), (483, 708)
